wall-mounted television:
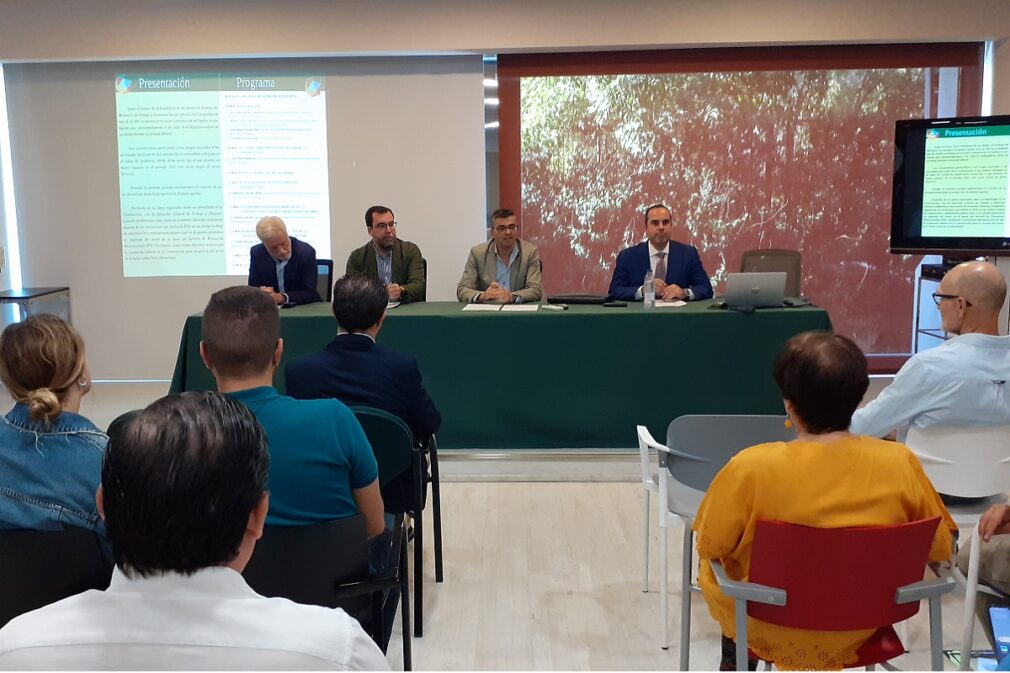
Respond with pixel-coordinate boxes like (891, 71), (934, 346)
(891, 114), (1010, 255)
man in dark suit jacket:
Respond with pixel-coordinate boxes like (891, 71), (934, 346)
(345, 205), (426, 303)
(285, 274), (440, 510)
(285, 273), (440, 441)
(247, 216), (322, 306)
(608, 204), (713, 302)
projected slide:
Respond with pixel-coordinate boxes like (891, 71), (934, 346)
(115, 73), (330, 277)
(921, 125), (1010, 238)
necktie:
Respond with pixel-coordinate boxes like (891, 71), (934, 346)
(655, 252), (667, 282)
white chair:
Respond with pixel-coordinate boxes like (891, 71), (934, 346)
(637, 415), (794, 670)
(905, 424), (1010, 671)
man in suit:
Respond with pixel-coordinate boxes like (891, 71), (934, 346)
(608, 203), (713, 302)
(286, 274), (440, 446)
(345, 206), (426, 303)
(456, 208), (543, 304)
(286, 274), (440, 513)
(247, 216), (322, 305)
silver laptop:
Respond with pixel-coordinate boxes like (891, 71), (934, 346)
(725, 272), (787, 312)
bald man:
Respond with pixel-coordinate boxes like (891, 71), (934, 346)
(247, 216), (322, 306)
(850, 261), (1010, 439)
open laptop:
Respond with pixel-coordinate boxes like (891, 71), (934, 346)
(724, 272), (787, 312)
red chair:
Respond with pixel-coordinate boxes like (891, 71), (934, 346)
(711, 517), (954, 671)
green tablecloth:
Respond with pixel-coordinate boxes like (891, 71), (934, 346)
(171, 301), (831, 449)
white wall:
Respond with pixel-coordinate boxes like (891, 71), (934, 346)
(3, 57), (485, 379)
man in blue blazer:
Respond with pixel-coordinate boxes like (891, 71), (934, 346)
(285, 274), (440, 513)
(608, 204), (713, 302)
(247, 216), (322, 306)
(285, 273), (440, 445)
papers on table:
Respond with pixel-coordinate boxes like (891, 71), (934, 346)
(460, 303), (541, 312)
(387, 301), (401, 309)
(655, 300), (688, 308)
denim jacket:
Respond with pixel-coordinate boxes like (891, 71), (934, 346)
(0, 402), (107, 534)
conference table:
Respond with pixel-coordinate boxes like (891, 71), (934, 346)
(170, 301), (831, 450)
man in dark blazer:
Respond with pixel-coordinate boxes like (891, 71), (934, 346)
(247, 216), (322, 305)
(345, 205), (426, 303)
(285, 273), (440, 443)
(285, 274), (440, 512)
(608, 204), (713, 302)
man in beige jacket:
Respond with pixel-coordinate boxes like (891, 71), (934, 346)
(456, 208), (543, 304)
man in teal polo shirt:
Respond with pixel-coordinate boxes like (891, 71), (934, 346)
(197, 286), (386, 539)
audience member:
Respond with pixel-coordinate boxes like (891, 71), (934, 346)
(608, 203), (713, 301)
(851, 260), (1010, 439)
(286, 275), (440, 513)
(346, 205), (426, 303)
(0, 315), (106, 535)
(694, 331), (954, 670)
(0, 391), (389, 670)
(200, 286), (385, 539)
(248, 215), (322, 306)
(456, 208), (543, 303)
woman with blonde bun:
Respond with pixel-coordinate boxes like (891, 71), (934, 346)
(0, 315), (106, 533)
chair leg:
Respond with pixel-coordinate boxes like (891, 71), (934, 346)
(680, 523), (692, 671)
(642, 489), (651, 593)
(929, 595), (944, 672)
(735, 598), (749, 672)
(400, 524), (412, 671)
(430, 442), (443, 583)
(960, 531), (983, 672)
(413, 508), (423, 638)
(661, 521), (669, 650)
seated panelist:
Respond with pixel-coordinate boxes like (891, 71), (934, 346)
(346, 206), (426, 303)
(608, 203), (713, 302)
(456, 208), (543, 304)
(247, 215), (321, 306)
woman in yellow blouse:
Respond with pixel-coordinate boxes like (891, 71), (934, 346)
(693, 331), (955, 671)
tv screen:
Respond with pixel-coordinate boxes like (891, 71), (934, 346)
(891, 114), (1010, 255)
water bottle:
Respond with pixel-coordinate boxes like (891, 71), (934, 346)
(643, 269), (655, 309)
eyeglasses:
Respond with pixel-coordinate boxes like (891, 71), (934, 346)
(369, 222), (397, 231)
(493, 224), (518, 233)
(931, 292), (973, 307)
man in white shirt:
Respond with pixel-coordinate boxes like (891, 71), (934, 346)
(0, 392), (389, 671)
(850, 260), (1010, 440)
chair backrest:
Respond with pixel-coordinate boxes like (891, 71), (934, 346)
(0, 527), (112, 627)
(905, 425), (1010, 498)
(420, 258), (428, 301)
(350, 406), (414, 491)
(665, 415), (794, 492)
(317, 259), (334, 302)
(242, 515), (370, 612)
(739, 249), (801, 297)
(747, 517), (941, 629)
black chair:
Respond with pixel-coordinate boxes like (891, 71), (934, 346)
(351, 406), (443, 638)
(317, 259), (334, 302)
(0, 527), (113, 627)
(243, 513), (412, 669)
(739, 248), (802, 297)
(420, 258), (428, 302)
